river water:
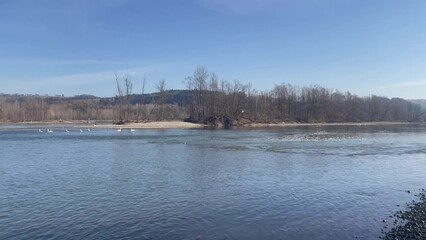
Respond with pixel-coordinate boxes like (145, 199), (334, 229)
(1, 124), (426, 239)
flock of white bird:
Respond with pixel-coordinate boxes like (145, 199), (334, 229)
(116, 128), (135, 132)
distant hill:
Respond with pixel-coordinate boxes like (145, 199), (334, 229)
(130, 90), (192, 106)
(0, 90), (191, 106)
(410, 99), (426, 109)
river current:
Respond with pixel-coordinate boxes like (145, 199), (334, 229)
(1, 124), (426, 239)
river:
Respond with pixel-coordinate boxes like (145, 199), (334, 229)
(1, 124), (426, 239)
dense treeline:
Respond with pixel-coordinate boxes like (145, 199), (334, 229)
(0, 67), (424, 124)
(0, 94), (186, 122)
(184, 67), (424, 125)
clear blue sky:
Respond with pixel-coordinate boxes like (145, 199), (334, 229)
(1, 0), (426, 99)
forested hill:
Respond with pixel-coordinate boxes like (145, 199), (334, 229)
(0, 90), (190, 106)
(411, 99), (426, 110)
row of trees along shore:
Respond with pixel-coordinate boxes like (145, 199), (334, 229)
(0, 67), (424, 125)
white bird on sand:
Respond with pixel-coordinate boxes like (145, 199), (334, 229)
(117, 128), (122, 132)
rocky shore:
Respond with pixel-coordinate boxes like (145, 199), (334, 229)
(382, 190), (426, 239)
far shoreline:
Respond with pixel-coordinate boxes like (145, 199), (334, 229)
(0, 120), (423, 130)
(242, 121), (419, 127)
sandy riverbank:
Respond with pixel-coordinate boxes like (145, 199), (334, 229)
(83, 121), (205, 129)
(0, 120), (204, 129)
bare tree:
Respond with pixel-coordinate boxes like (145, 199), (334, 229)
(115, 73), (124, 123)
(138, 77), (146, 121)
(185, 67), (209, 121)
(208, 73), (219, 117)
(0, 97), (4, 120)
(24, 97), (36, 122)
(124, 75), (133, 122)
(154, 79), (166, 121)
